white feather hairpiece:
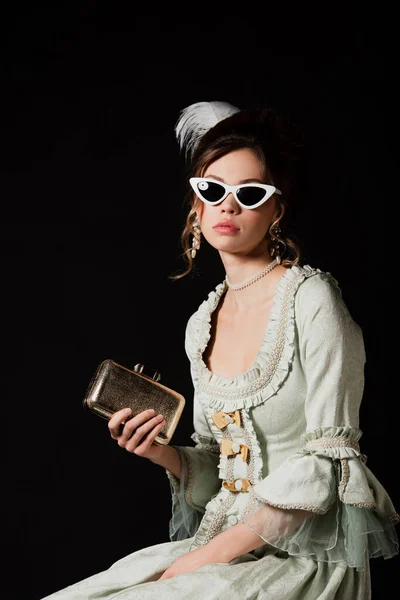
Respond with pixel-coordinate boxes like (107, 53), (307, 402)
(175, 101), (241, 160)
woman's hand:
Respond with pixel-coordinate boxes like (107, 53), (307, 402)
(158, 546), (230, 580)
(108, 408), (166, 462)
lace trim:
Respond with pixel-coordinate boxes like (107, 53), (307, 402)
(346, 501), (377, 509)
(241, 408), (263, 483)
(197, 270), (298, 401)
(252, 489), (328, 515)
(214, 408), (261, 489)
(180, 447), (202, 512)
(222, 427), (235, 482)
(241, 485), (259, 522)
(333, 460), (378, 510)
(165, 469), (179, 504)
(305, 438), (360, 452)
(198, 408), (261, 541)
(338, 458), (350, 500)
(215, 409), (251, 483)
(200, 493), (237, 546)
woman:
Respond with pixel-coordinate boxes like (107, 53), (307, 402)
(42, 101), (399, 599)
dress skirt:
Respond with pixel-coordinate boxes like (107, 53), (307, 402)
(41, 536), (371, 600)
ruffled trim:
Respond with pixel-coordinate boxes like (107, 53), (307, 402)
(190, 431), (220, 454)
(242, 425), (399, 569)
(189, 489), (237, 550)
(243, 498), (399, 570)
(251, 452), (338, 514)
(190, 264), (338, 411)
(165, 447), (203, 541)
(299, 426), (367, 461)
(240, 408), (264, 482)
(250, 426), (399, 520)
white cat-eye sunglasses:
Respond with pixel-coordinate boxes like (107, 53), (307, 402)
(189, 177), (282, 210)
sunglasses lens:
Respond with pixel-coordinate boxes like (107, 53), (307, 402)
(237, 186), (267, 207)
(196, 181), (225, 203)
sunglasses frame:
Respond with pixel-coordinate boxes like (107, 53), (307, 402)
(189, 177), (282, 210)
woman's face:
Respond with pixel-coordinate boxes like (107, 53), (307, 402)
(196, 148), (279, 257)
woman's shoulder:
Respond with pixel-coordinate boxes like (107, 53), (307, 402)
(289, 263), (343, 303)
(186, 279), (227, 326)
(183, 280), (225, 359)
(290, 264), (361, 330)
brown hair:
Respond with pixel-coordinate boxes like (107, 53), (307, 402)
(170, 106), (303, 280)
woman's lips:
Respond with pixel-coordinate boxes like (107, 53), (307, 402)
(213, 222), (239, 233)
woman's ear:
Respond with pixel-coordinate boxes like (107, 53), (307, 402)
(195, 202), (204, 221)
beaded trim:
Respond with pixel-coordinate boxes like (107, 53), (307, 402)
(305, 438), (360, 452)
(338, 458), (350, 500)
(197, 271), (299, 400)
(241, 485), (259, 521)
(180, 447), (204, 512)
(213, 408), (252, 482)
(200, 493), (237, 546)
(337, 458), (378, 509)
(241, 414), (256, 484)
(241, 408), (264, 480)
(199, 408), (257, 543)
(165, 470), (179, 505)
(222, 427), (235, 482)
(346, 501), (377, 509)
(252, 489), (328, 515)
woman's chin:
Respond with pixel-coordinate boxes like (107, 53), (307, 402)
(207, 235), (266, 256)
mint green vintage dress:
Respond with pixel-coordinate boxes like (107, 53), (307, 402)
(43, 265), (399, 600)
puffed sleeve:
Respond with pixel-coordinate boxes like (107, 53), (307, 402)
(165, 313), (221, 542)
(242, 271), (399, 570)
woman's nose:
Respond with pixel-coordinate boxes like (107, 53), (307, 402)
(220, 192), (239, 213)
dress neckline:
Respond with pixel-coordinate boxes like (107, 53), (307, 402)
(192, 264), (321, 411)
(199, 267), (293, 384)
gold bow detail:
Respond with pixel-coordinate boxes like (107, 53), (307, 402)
(223, 478), (251, 493)
(220, 439), (249, 462)
(211, 410), (241, 430)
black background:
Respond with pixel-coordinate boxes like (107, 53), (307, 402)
(1, 2), (397, 599)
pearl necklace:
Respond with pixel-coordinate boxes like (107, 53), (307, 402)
(226, 258), (279, 291)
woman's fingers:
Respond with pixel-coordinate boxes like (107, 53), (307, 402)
(108, 408), (134, 440)
(108, 407), (166, 458)
(108, 408), (165, 445)
(126, 416), (166, 455)
(122, 412), (164, 449)
(119, 410), (159, 445)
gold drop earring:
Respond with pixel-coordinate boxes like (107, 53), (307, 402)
(191, 216), (201, 259)
(269, 222), (283, 264)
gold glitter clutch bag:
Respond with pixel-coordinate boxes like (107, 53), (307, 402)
(83, 359), (185, 445)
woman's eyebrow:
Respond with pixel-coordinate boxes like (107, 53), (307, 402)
(204, 174), (264, 184)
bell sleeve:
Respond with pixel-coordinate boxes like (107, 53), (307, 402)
(165, 313), (221, 542)
(242, 272), (399, 570)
